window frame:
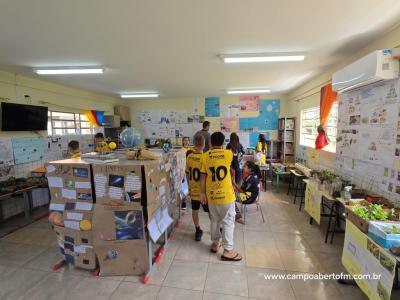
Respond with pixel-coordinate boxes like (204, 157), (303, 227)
(47, 111), (95, 136)
(299, 103), (338, 153)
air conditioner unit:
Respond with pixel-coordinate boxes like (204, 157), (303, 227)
(332, 49), (399, 93)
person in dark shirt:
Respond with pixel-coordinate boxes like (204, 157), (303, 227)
(226, 132), (245, 184)
(233, 161), (261, 224)
(195, 121), (211, 152)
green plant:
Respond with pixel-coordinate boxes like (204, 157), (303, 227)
(384, 225), (400, 234)
(352, 204), (391, 221)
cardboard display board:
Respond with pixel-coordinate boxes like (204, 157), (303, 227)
(92, 204), (149, 276)
(46, 159), (95, 270)
(342, 220), (397, 300)
(92, 164), (143, 206)
(304, 181), (322, 224)
(46, 160), (93, 205)
(53, 225), (96, 270)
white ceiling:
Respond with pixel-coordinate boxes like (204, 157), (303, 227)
(1, 0), (400, 99)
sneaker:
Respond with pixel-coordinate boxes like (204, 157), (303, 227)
(181, 201), (187, 210)
(195, 229), (203, 241)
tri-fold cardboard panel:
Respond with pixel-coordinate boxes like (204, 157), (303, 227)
(53, 225), (96, 270)
(92, 203), (149, 276)
(46, 159), (95, 270)
(46, 160), (93, 205)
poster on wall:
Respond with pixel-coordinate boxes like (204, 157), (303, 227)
(240, 96), (259, 112)
(205, 97), (220, 117)
(220, 118), (239, 133)
(12, 137), (45, 165)
(239, 99), (280, 131)
(220, 104), (240, 118)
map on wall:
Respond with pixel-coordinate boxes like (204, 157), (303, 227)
(239, 99), (280, 131)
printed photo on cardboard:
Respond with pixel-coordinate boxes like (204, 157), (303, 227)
(114, 210), (143, 240)
(109, 174), (124, 188)
(77, 193), (92, 200)
(73, 167), (89, 178)
(125, 192), (141, 203)
(65, 179), (74, 188)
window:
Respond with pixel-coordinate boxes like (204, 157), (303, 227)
(300, 103), (338, 153)
(47, 111), (95, 136)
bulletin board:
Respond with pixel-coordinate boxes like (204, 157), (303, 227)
(335, 78), (400, 205)
(136, 97), (280, 149)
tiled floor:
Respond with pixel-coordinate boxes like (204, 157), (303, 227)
(0, 189), (379, 299)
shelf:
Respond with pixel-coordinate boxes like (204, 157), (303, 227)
(285, 141), (294, 143)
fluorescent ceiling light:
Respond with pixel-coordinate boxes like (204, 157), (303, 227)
(227, 89), (271, 94)
(120, 93), (159, 99)
(34, 67), (104, 75)
(221, 55), (305, 63)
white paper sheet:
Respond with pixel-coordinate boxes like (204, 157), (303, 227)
(64, 220), (80, 230)
(0, 138), (14, 166)
(75, 202), (93, 211)
(75, 181), (91, 189)
(109, 186), (123, 199)
(66, 212), (83, 221)
(94, 173), (107, 197)
(47, 177), (63, 188)
(49, 203), (65, 211)
(62, 189), (77, 200)
(125, 174), (142, 191)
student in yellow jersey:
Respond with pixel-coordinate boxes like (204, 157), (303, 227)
(68, 140), (82, 158)
(200, 131), (242, 261)
(185, 134), (210, 241)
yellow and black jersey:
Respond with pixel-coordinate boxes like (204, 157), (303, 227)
(185, 152), (203, 201)
(200, 149), (235, 204)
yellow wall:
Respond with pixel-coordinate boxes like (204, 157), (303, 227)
(285, 24), (400, 169)
(0, 69), (122, 137)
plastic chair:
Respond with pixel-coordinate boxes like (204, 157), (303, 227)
(240, 183), (265, 224)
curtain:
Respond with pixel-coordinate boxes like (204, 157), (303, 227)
(320, 83), (337, 127)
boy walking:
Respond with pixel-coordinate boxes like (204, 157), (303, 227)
(186, 134), (209, 241)
(200, 132), (242, 261)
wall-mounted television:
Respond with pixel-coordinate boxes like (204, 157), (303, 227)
(1, 102), (48, 131)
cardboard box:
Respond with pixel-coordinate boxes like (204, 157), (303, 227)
(53, 225), (95, 270)
(46, 159), (93, 205)
(95, 241), (148, 276)
(345, 206), (369, 233)
(92, 203), (145, 242)
(92, 204), (149, 276)
(92, 164), (143, 206)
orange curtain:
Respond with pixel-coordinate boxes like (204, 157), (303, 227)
(320, 83), (337, 127)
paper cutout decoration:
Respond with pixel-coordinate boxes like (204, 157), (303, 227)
(84, 110), (105, 127)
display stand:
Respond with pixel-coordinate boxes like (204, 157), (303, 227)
(46, 149), (186, 281)
(277, 117), (295, 164)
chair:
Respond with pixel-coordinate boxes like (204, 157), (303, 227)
(240, 183), (265, 224)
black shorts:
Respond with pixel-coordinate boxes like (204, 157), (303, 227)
(191, 200), (209, 212)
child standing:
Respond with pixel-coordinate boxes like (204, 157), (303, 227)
(233, 161), (261, 224)
(68, 140), (82, 158)
(200, 132), (242, 261)
(185, 134), (209, 241)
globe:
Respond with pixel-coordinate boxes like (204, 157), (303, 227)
(120, 127), (141, 148)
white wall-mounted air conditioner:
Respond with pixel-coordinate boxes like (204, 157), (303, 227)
(332, 50), (399, 93)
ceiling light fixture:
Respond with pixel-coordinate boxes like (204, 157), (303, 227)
(34, 67), (104, 75)
(227, 89), (271, 94)
(120, 93), (159, 99)
(221, 54), (305, 63)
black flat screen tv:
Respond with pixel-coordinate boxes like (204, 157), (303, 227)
(1, 102), (48, 131)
